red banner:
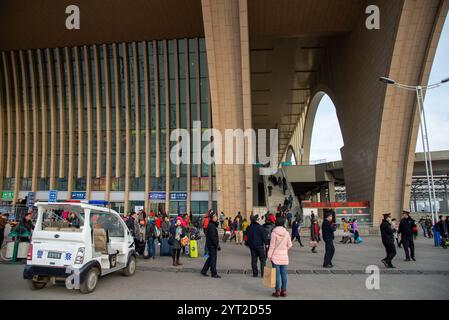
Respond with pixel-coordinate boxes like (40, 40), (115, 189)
(302, 201), (370, 208)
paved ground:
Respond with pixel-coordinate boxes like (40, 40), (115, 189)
(1, 236), (449, 300)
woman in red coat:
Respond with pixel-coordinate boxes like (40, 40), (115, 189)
(310, 219), (320, 253)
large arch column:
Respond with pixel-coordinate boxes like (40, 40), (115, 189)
(202, 0), (253, 217)
(322, 0), (448, 225)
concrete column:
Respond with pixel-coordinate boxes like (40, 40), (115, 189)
(413, 188), (418, 213)
(201, 0), (253, 216)
(328, 181), (336, 202)
(11, 51), (23, 202)
(303, 0), (449, 227)
(65, 47), (75, 198)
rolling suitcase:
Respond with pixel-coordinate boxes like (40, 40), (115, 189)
(185, 243), (190, 256)
(189, 240), (198, 258)
(160, 237), (171, 256)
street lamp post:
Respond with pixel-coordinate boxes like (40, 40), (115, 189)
(379, 76), (449, 225)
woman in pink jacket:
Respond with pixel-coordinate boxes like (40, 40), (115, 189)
(267, 217), (293, 297)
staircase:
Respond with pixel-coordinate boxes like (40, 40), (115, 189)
(263, 170), (299, 214)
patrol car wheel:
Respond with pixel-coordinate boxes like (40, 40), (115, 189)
(80, 268), (99, 294)
(29, 280), (47, 290)
(122, 256), (136, 276)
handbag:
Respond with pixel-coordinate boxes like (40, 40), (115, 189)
(263, 266), (276, 288)
(180, 236), (189, 247)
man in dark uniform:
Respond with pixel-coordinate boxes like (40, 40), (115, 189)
(380, 213), (396, 268)
(201, 211), (221, 278)
(322, 210), (336, 268)
(246, 214), (268, 277)
(398, 210), (416, 261)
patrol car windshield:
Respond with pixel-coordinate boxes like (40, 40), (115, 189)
(40, 206), (85, 232)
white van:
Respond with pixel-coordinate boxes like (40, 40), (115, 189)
(24, 201), (137, 293)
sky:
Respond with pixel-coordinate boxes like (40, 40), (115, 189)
(310, 18), (449, 162)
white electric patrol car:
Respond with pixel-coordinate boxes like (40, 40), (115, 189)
(23, 201), (137, 293)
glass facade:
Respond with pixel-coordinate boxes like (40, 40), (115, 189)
(0, 38), (215, 213)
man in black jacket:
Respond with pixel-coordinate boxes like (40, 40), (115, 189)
(322, 210), (336, 268)
(380, 213), (396, 268)
(246, 215), (268, 277)
(201, 211), (221, 278)
(398, 211), (416, 261)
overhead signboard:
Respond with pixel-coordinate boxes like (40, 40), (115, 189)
(27, 192), (35, 208)
(49, 190), (58, 203)
(71, 191), (86, 200)
(149, 192), (166, 201)
(169, 192), (187, 201)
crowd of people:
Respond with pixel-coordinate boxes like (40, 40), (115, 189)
(3, 195), (449, 298)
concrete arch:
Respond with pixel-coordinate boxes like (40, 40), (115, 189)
(286, 145), (297, 165)
(301, 89), (342, 164)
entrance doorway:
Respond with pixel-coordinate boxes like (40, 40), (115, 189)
(150, 202), (165, 214)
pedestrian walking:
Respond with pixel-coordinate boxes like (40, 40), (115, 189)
(242, 218), (249, 242)
(380, 213), (396, 268)
(169, 217), (185, 266)
(419, 217), (428, 238)
(201, 211), (221, 278)
(352, 219), (360, 243)
(291, 219), (303, 246)
(246, 215), (268, 277)
(220, 212), (225, 229)
(287, 211), (293, 228)
(263, 214), (276, 256)
(203, 212), (210, 257)
(437, 216), (448, 248)
(340, 218), (352, 244)
(310, 218), (320, 253)
(144, 217), (157, 259)
(398, 211), (416, 261)
(425, 216), (433, 238)
(235, 216), (244, 245)
(267, 217), (292, 297)
(322, 211), (336, 268)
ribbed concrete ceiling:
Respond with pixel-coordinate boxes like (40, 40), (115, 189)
(248, 0), (364, 38)
(0, 0), (204, 51)
(248, 0), (365, 157)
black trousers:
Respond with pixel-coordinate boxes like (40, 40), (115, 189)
(201, 246), (218, 276)
(172, 248), (181, 261)
(323, 240), (335, 267)
(291, 235), (303, 246)
(250, 246), (266, 276)
(402, 237), (415, 259)
(382, 240), (396, 265)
